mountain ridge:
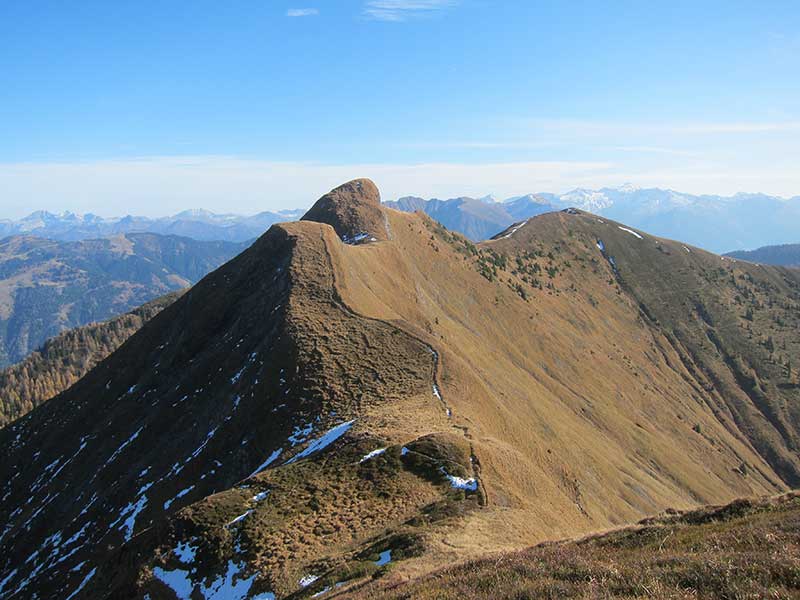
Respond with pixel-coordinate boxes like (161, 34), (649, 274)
(1, 180), (798, 599)
(386, 186), (800, 252)
(0, 208), (305, 243)
(726, 242), (800, 267)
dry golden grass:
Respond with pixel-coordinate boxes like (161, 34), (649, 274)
(329, 206), (796, 564)
(344, 491), (800, 600)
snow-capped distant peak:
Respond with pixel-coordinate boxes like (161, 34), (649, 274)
(504, 193), (550, 205)
(173, 208), (217, 219)
(478, 194), (499, 204)
(615, 183), (640, 193)
(558, 189), (613, 212)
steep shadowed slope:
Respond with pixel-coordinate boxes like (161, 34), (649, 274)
(0, 292), (181, 427)
(0, 182), (798, 600)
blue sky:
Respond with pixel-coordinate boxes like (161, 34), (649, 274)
(1, 0), (799, 217)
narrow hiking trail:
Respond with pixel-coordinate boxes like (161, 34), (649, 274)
(319, 228), (487, 505)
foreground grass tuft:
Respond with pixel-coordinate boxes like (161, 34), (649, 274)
(348, 492), (800, 599)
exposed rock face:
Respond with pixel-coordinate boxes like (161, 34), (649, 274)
(301, 179), (387, 243)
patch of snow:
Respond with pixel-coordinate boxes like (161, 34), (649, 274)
(401, 447), (409, 456)
(617, 226), (643, 239)
(596, 239), (605, 252)
(188, 427), (218, 462)
(153, 566), (193, 600)
(683, 245), (691, 253)
(342, 232), (370, 245)
(65, 567), (97, 600)
(375, 550), (392, 566)
(202, 561), (258, 599)
(252, 594), (276, 600)
(106, 426), (144, 465)
(230, 367), (246, 385)
(440, 468), (478, 491)
(63, 523), (89, 548)
(78, 492), (98, 517)
(252, 490), (270, 502)
(432, 384), (442, 400)
(559, 189), (612, 212)
(288, 422), (314, 446)
(0, 569), (18, 595)
(43, 457), (61, 473)
(286, 420), (356, 464)
(115, 493), (149, 541)
(164, 485), (195, 511)
(501, 220), (528, 239)
(249, 448), (283, 478)
(616, 182), (640, 193)
(312, 587), (331, 597)
(226, 510), (253, 528)
(359, 448), (387, 463)
(299, 574), (320, 587)
(174, 540), (198, 565)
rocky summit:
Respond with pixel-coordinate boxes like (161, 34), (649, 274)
(1, 179), (799, 599)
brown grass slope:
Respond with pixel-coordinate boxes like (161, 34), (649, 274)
(486, 212), (800, 486)
(0, 291), (180, 427)
(0, 181), (798, 599)
(348, 491), (800, 599)
(330, 206), (799, 552)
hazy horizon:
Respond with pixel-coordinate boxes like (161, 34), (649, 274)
(3, 179), (799, 222)
(2, 2), (799, 218)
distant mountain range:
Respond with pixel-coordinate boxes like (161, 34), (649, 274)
(386, 186), (800, 253)
(0, 233), (248, 367)
(7, 186), (797, 253)
(385, 195), (554, 241)
(0, 208), (305, 243)
(726, 243), (800, 267)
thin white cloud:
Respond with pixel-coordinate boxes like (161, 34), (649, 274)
(363, 0), (457, 21)
(286, 8), (319, 17)
(2, 155), (799, 220)
(0, 157), (611, 218)
(522, 118), (800, 137)
(609, 146), (701, 158)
